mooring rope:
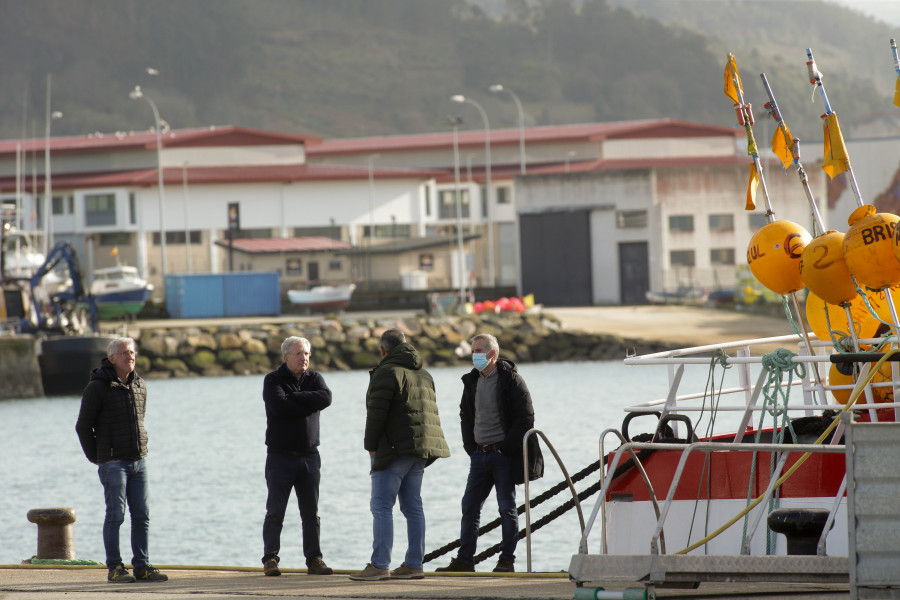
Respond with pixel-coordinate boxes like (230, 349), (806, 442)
(423, 458), (602, 564)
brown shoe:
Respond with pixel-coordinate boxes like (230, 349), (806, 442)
(390, 563), (424, 579)
(435, 557), (475, 572)
(263, 558), (281, 576)
(307, 556), (333, 575)
(492, 556), (515, 573)
(349, 563), (391, 581)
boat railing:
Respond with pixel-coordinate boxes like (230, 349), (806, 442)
(622, 334), (900, 439)
(520, 428), (586, 573)
(583, 439), (847, 558)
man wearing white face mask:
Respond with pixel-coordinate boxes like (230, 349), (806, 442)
(436, 333), (543, 574)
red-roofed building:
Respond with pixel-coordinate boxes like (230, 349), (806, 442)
(0, 119), (826, 307)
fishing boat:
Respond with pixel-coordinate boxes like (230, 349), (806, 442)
(87, 264), (153, 320)
(287, 283), (355, 311)
(563, 48), (900, 598)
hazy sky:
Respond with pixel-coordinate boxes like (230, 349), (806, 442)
(828, 0), (900, 26)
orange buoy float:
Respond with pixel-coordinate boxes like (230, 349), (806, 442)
(843, 205), (900, 291)
(747, 220), (812, 295)
(805, 290), (880, 342)
(800, 230), (857, 306)
(871, 362), (897, 403)
(828, 363), (854, 404)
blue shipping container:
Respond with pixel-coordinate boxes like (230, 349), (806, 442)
(165, 272), (281, 318)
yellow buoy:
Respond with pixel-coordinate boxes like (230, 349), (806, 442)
(843, 205), (900, 290)
(829, 363), (854, 404)
(800, 230), (857, 305)
(746, 220), (811, 295)
(871, 362), (897, 403)
(805, 290), (880, 342)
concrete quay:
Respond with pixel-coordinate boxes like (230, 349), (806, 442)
(0, 565), (849, 599)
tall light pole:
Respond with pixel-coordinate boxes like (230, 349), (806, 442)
(366, 153), (380, 289)
(43, 74), (62, 255)
(489, 83), (526, 175)
(451, 94), (495, 287)
(129, 84), (167, 286)
(182, 162), (191, 273)
(449, 116), (466, 307)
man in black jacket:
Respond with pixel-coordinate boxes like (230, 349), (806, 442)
(76, 337), (167, 583)
(261, 336), (333, 576)
(436, 333), (543, 574)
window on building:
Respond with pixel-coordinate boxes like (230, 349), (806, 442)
(52, 195), (68, 215)
(364, 223), (412, 239)
(328, 260), (342, 271)
(99, 232), (131, 246)
(233, 228), (272, 240)
(710, 248), (736, 265)
(438, 189), (470, 219)
(85, 193), (116, 226)
(670, 250), (695, 267)
(748, 213), (767, 230)
(709, 214), (734, 232)
(152, 231), (202, 245)
(128, 193), (136, 225)
(496, 186), (510, 205)
(616, 209), (647, 229)
(285, 258), (302, 275)
(293, 225), (343, 240)
(669, 215), (694, 232)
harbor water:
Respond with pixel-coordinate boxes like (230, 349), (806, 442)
(0, 359), (742, 572)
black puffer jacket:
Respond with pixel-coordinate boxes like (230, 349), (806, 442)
(75, 358), (148, 464)
(460, 358), (544, 484)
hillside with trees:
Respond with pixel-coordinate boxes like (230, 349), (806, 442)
(0, 0), (894, 146)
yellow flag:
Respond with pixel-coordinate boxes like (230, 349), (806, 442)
(111, 246), (119, 257)
(523, 293), (535, 308)
(771, 125), (793, 169)
(894, 76), (900, 108)
(746, 163), (759, 211)
(724, 55), (742, 104)
(822, 113), (849, 179)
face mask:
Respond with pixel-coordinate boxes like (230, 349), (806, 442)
(473, 352), (490, 371)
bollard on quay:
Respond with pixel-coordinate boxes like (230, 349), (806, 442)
(26, 507), (77, 560)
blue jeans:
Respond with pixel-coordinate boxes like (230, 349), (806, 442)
(457, 449), (518, 564)
(262, 452), (322, 565)
(98, 459), (150, 569)
(369, 455), (427, 570)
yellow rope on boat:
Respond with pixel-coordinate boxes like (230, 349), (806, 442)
(674, 348), (900, 555)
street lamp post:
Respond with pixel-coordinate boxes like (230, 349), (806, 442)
(366, 153), (380, 289)
(449, 116), (466, 307)
(489, 84), (526, 175)
(451, 94), (495, 288)
(182, 162), (191, 273)
(43, 74), (62, 255)
(129, 84), (167, 285)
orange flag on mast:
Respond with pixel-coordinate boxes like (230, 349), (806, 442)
(822, 113), (849, 179)
(746, 163), (759, 211)
(894, 76), (900, 108)
(724, 55), (742, 104)
(770, 125), (794, 169)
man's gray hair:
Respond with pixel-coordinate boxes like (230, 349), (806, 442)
(380, 328), (406, 352)
(107, 337), (135, 357)
(471, 333), (499, 355)
(281, 336), (311, 358)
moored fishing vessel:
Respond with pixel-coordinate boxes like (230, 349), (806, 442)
(85, 264), (153, 320)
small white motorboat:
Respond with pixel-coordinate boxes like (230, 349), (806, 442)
(287, 283), (356, 311)
(89, 265), (153, 319)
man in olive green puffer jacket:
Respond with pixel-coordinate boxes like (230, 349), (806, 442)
(349, 329), (450, 582)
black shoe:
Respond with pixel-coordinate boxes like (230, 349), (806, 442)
(107, 564), (136, 583)
(134, 565), (168, 581)
(492, 556), (515, 573)
(435, 557), (475, 572)
(263, 558), (281, 576)
(307, 556), (333, 575)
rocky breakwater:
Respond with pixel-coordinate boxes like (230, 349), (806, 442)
(131, 312), (676, 379)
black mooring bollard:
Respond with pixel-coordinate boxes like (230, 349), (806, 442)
(767, 507), (833, 555)
(26, 507), (77, 560)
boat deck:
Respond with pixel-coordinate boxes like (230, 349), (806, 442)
(0, 565), (849, 599)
